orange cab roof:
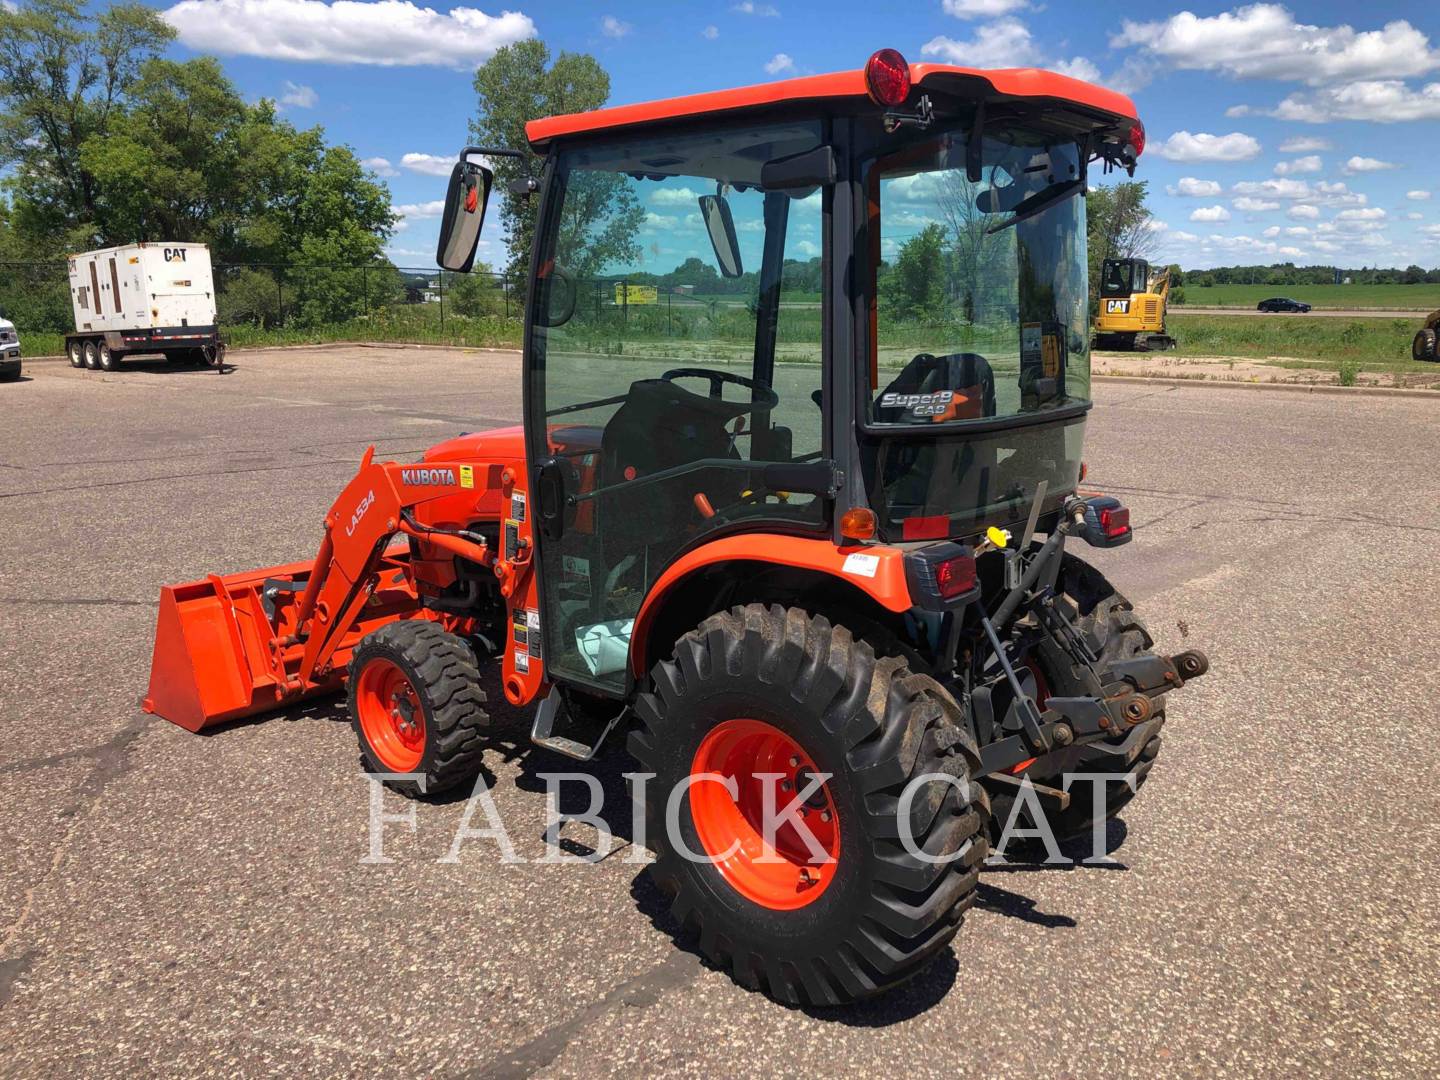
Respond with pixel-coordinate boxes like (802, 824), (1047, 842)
(526, 62), (1137, 147)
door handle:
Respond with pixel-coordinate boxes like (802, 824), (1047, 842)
(536, 457), (569, 541)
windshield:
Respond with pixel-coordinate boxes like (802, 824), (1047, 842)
(860, 122), (1090, 540)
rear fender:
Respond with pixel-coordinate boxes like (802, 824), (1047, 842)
(629, 534), (911, 678)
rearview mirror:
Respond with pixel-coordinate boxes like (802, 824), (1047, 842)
(698, 194), (743, 278)
(435, 160), (492, 272)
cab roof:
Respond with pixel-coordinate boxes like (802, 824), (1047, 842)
(526, 62), (1138, 148)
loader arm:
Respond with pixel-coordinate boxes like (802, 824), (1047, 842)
(287, 446), (493, 688)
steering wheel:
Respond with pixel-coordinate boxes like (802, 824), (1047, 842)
(660, 367), (780, 416)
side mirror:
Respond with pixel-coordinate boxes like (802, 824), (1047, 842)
(435, 160), (493, 272)
(698, 194), (743, 278)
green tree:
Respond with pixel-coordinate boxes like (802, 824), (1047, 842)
(0, 0), (175, 242)
(886, 223), (947, 321)
(1085, 181), (1156, 304)
(471, 39), (624, 281)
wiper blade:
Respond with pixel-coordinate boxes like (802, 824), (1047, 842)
(987, 178), (1083, 234)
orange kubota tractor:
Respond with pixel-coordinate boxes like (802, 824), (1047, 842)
(145, 49), (1208, 1005)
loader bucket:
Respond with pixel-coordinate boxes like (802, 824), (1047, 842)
(143, 559), (337, 732)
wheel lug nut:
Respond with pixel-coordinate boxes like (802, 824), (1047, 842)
(781, 779), (793, 792)
(789, 755), (800, 767)
(820, 810), (831, 823)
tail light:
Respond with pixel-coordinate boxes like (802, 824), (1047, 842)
(904, 543), (979, 610)
(1080, 496), (1132, 548)
(865, 49), (911, 108)
(1127, 121), (1146, 159)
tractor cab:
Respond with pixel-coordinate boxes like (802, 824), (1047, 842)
(440, 51), (1144, 694)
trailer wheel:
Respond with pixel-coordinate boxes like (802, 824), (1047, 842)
(1414, 329), (1437, 363)
(630, 604), (989, 1006)
(97, 341), (120, 371)
(82, 339), (99, 369)
(1007, 556), (1167, 844)
(68, 340), (84, 368)
(349, 620), (489, 798)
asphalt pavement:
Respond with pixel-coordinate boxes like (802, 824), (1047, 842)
(1, 346), (1436, 1077)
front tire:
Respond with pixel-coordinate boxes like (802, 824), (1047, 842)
(630, 604), (989, 1006)
(349, 620), (489, 798)
(1414, 329), (1437, 363)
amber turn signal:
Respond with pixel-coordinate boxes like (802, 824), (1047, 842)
(839, 507), (877, 540)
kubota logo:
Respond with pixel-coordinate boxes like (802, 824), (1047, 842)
(400, 467), (456, 487)
(346, 490), (375, 537)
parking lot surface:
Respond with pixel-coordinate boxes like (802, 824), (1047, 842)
(1, 346), (1437, 1077)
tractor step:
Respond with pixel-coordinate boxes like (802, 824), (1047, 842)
(530, 687), (627, 761)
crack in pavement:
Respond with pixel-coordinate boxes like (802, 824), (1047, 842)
(0, 596), (157, 609)
(0, 718), (153, 967)
(460, 950), (700, 1078)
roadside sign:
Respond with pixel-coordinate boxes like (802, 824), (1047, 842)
(615, 284), (658, 305)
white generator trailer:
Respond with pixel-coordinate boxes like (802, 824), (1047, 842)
(65, 242), (225, 371)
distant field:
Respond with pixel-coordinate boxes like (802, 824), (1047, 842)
(1176, 284), (1439, 310)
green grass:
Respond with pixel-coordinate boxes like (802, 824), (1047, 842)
(1167, 314), (1433, 376)
(1176, 283), (1440, 311)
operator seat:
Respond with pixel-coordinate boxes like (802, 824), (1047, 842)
(866, 352), (999, 520)
(597, 378), (746, 563)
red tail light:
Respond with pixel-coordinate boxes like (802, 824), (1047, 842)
(865, 49), (911, 108)
(935, 554), (977, 599)
(1128, 121), (1146, 159)
(1100, 505), (1130, 539)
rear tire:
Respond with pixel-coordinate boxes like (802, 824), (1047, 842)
(630, 604), (989, 1006)
(68, 340), (84, 368)
(82, 340), (99, 369)
(1413, 329), (1437, 363)
(98, 341), (120, 371)
(349, 620), (489, 798)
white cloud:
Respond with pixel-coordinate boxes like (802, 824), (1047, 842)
(1279, 135), (1331, 153)
(650, 186), (703, 206)
(277, 81), (317, 108)
(1273, 155), (1321, 175)
(1341, 155), (1398, 174)
(1233, 197), (1279, 212)
(1272, 80), (1440, 123)
(1051, 57), (1101, 83)
(1404, 211), (1423, 221)
(401, 153), (454, 177)
(1288, 203), (1321, 220)
(764, 53), (795, 75)
(1190, 205), (1232, 222)
(1336, 207), (1386, 220)
(1262, 225), (1280, 237)
(642, 212), (678, 228)
(161, 0), (535, 68)
(701, 24), (718, 39)
(1150, 130), (1261, 162)
(922, 18), (1041, 68)
(1224, 104), (1252, 118)
(1420, 224), (1440, 238)
(1407, 190), (1432, 200)
(600, 15), (630, 38)
(362, 156), (398, 177)
(394, 200), (445, 219)
(942, 0), (1027, 17)
(731, 1), (778, 14)
(1111, 8), (1440, 86)
(1167, 177), (1223, 197)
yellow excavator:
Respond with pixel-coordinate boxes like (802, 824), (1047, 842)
(1092, 257), (1175, 352)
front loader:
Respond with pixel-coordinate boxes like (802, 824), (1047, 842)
(145, 49), (1208, 1006)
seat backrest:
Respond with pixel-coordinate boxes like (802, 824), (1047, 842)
(873, 352), (996, 424)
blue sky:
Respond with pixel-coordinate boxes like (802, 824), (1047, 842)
(150, 0), (1440, 270)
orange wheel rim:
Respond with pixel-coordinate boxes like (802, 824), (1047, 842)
(355, 658), (425, 772)
(689, 719), (839, 910)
